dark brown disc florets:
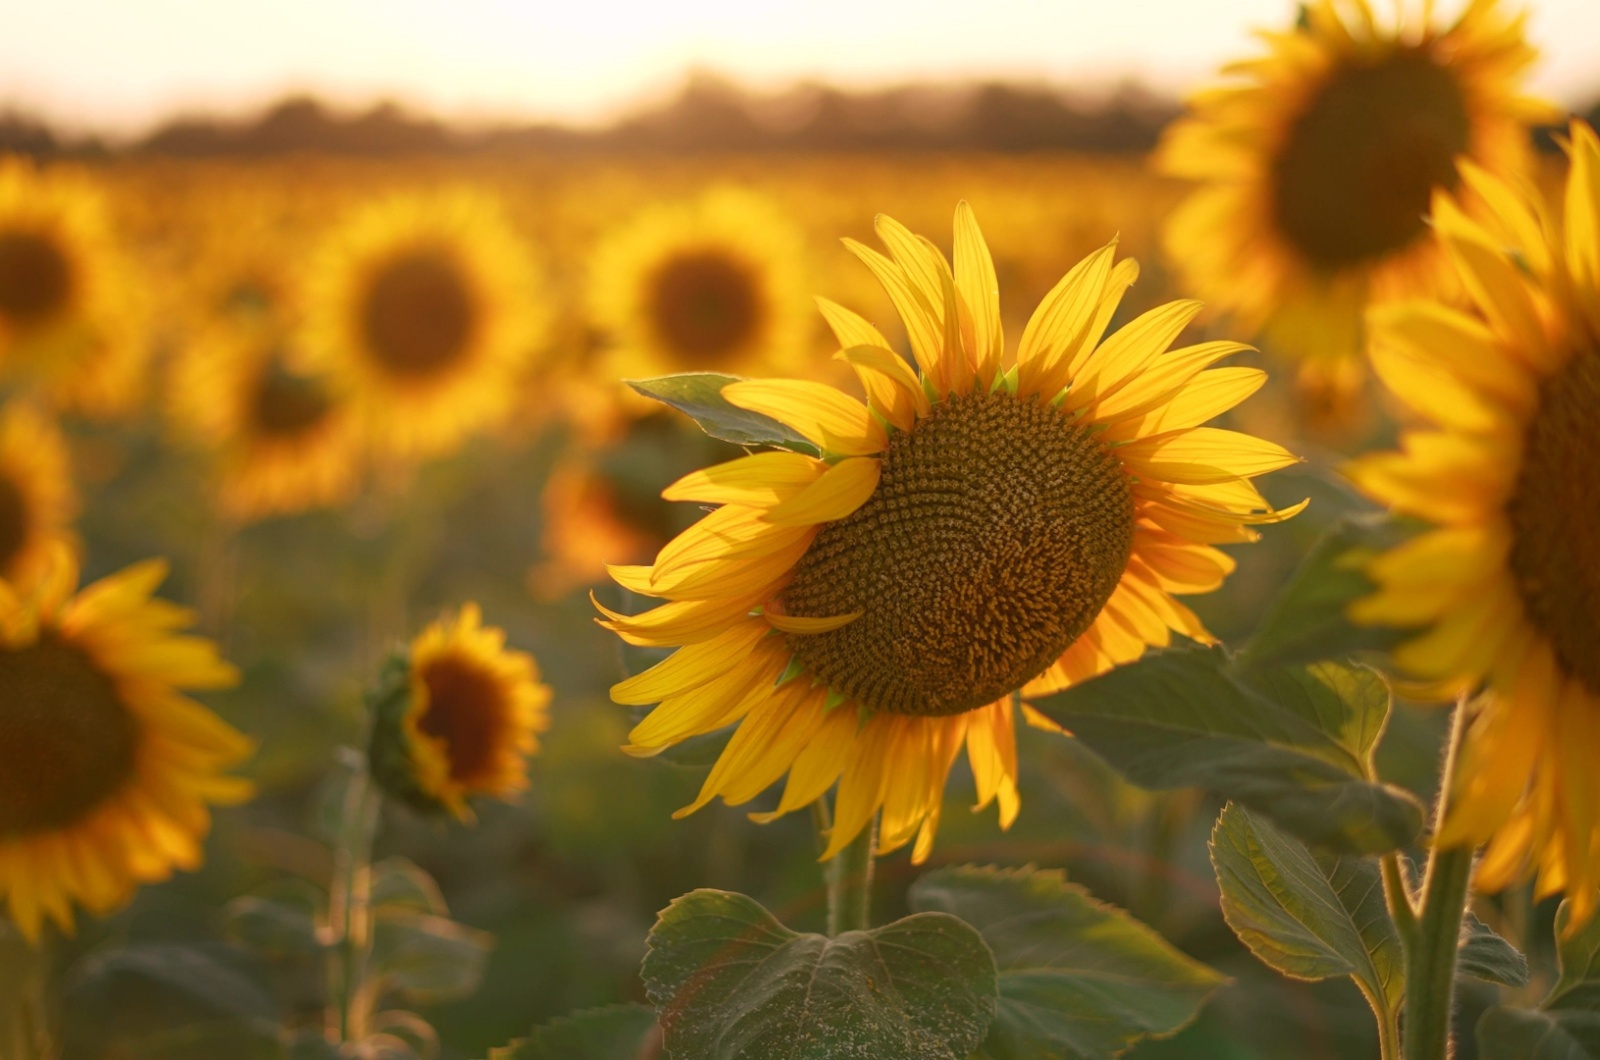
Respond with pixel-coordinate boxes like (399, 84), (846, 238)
(1507, 343), (1600, 694)
(1272, 48), (1470, 270)
(780, 389), (1134, 717)
(0, 636), (138, 836)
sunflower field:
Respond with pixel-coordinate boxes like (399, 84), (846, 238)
(5, 2), (1600, 1059)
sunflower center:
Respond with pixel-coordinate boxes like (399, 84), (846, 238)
(0, 470), (28, 573)
(1271, 47), (1470, 270)
(780, 389), (1134, 717)
(0, 229), (73, 325)
(0, 636), (138, 836)
(1507, 344), (1600, 694)
(647, 249), (763, 363)
(360, 250), (475, 378)
(417, 654), (508, 783)
(250, 359), (333, 438)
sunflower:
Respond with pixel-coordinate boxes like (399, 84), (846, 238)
(0, 546), (252, 942)
(598, 204), (1302, 861)
(0, 156), (148, 417)
(0, 402), (78, 586)
(169, 319), (359, 521)
(1348, 121), (1600, 925)
(303, 190), (546, 459)
(588, 186), (813, 388)
(1157, 0), (1554, 412)
(368, 604), (551, 820)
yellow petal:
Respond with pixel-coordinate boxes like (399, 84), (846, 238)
(662, 451), (826, 506)
(953, 201), (1003, 384)
(765, 610), (862, 634)
(1118, 427), (1300, 485)
(723, 379), (886, 456)
(765, 457), (881, 526)
(610, 620), (770, 705)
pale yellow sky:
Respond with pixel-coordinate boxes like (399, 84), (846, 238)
(6, 0), (1598, 136)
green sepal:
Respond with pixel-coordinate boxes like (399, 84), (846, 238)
(365, 647), (452, 818)
(627, 373), (819, 453)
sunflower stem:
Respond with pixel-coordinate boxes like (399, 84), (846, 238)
(1402, 698), (1475, 1060)
(326, 754), (381, 1047)
(824, 809), (877, 937)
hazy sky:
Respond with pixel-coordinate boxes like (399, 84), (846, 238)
(7, 0), (1598, 136)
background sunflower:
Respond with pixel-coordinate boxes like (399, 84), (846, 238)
(1158, 0), (1557, 422)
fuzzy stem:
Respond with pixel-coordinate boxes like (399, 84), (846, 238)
(325, 760), (381, 1046)
(822, 809), (877, 937)
(1402, 698), (1475, 1060)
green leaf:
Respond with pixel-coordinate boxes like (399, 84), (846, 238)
(486, 1004), (658, 1060)
(1210, 804), (1403, 1013)
(642, 889), (997, 1060)
(628, 373), (819, 453)
(1459, 912), (1530, 988)
(1027, 647), (1424, 853)
(1477, 1007), (1600, 1060)
(223, 882), (325, 958)
(370, 856), (449, 916)
(371, 908), (495, 1004)
(1480, 900), (1600, 1059)
(1239, 514), (1415, 672)
(61, 944), (282, 1060)
(908, 865), (1225, 1060)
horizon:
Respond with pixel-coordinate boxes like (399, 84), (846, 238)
(8, 0), (1599, 140)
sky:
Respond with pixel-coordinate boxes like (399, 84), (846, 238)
(6, 0), (1599, 137)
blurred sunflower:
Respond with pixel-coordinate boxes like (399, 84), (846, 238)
(369, 604), (551, 820)
(169, 320), (359, 521)
(1157, 0), (1553, 413)
(0, 547), (252, 942)
(1348, 121), (1600, 926)
(530, 455), (670, 601)
(588, 186), (812, 386)
(0, 157), (147, 417)
(599, 204), (1302, 861)
(303, 191), (546, 459)
(0, 402), (77, 587)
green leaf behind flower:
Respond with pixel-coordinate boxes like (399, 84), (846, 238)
(1210, 804), (1403, 1013)
(628, 373), (819, 453)
(1028, 647), (1423, 853)
(1479, 901), (1600, 1058)
(642, 888), (997, 1060)
(909, 865), (1225, 1059)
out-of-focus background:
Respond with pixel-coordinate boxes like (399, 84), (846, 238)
(4, 3), (1600, 1058)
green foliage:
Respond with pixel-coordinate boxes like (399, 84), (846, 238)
(60, 944), (281, 1060)
(1238, 514), (1415, 672)
(627, 373), (819, 453)
(225, 880), (324, 958)
(1459, 912), (1530, 988)
(485, 1004), (658, 1059)
(1210, 804), (1402, 1014)
(641, 889), (998, 1059)
(1479, 901), (1600, 1058)
(372, 908), (494, 1003)
(908, 865), (1225, 1060)
(1028, 648), (1423, 854)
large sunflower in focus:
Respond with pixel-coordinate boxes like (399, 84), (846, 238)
(1157, 0), (1553, 408)
(169, 320), (358, 521)
(599, 204), (1302, 861)
(1349, 122), (1600, 926)
(0, 548), (252, 941)
(303, 191), (546, 459)
(0, 402), (77, 586)
(0, 157), (147, 417)
(588, 186), (812, 387)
